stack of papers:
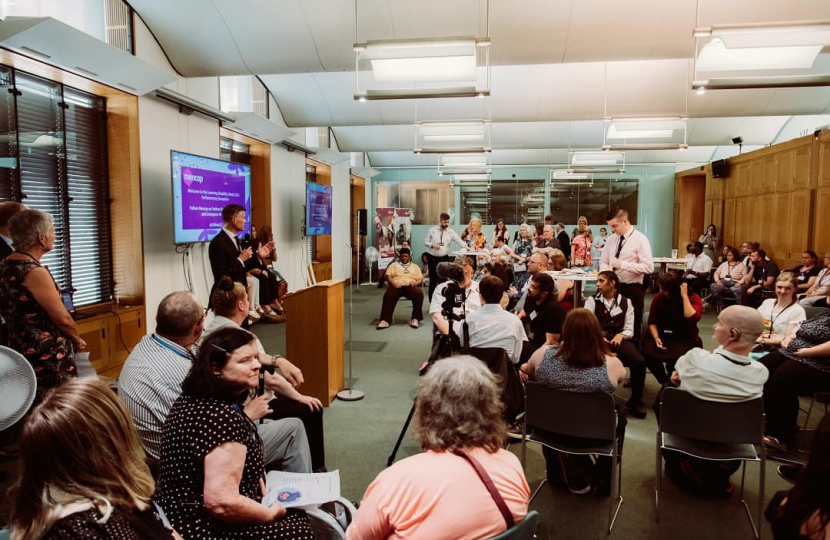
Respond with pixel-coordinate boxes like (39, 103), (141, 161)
(262, 470), (341, 508)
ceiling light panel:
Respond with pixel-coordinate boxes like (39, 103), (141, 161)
(697, 38), (821, 72)
(570, 151), (625, 167)
(415, 121), (491, 154)
(694, 21), (830, 48)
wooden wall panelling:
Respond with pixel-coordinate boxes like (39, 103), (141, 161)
(749, 159), (764, 194)
(820, 132), (830, 188)
(772, 192), (791, 263)
(792, 145), (812, 190)
(711, 173), (725, 200)
(723, 198), (736, 247)
(221, 129), (272, 231)
(787, 190), (812, 267)
(711, 199), (724, 236)
(815, 187), (830, 253)
(762, 155), (777, 193)
(704, 200), (712, 229)
(759, 194), (775, 254)
(705, 173), (713, 201)
(777, 150), (794, 192)
(734, 197), (750, 248)
(726, 164), (742, 198)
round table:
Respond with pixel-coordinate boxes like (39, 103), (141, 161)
(543, 271), (598, 308)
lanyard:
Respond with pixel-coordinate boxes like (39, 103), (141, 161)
(718, 353), (750, 366)
(151, 334), (194, 360)
(725, 263), (737, 278)
(819, 271), (830, 288)
(767, 301), (794, 337)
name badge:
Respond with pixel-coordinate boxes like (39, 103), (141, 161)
(723, 276), (732, 284)
(610, 306), (623, 317)
(798, 275), (806, 281)
(663, 329), (674, 336)
(530, 311), (538, 321)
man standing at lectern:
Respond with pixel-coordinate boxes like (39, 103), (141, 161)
(424, 212), (465, 302)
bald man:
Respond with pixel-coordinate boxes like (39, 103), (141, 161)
(669, 305), (769, 402)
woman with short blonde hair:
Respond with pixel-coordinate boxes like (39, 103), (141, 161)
(462, 217), (486, 251)
(10, 378), (178, 540)
(347, 357), (529, 540)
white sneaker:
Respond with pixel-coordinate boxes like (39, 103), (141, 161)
(248, 310), (261, 319)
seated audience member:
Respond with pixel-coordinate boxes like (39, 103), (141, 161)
(584, 271), (647, 418)
(10, 378), (180, 540)
(377, 248), (424, 329)
(759, 306), (830, 450)
(347, 357), (529, 540)
(683, 241), (713, 293)
(204, 277), (325, 471)
(533, 224), (560, 256)
(755, 272), (807, 353)
(800, 252), (830, 308)
(420, 252), (430, 287)
(533, 222), (544, 245)
(709, 247), (747, 308)
(155, 327), (313, 540)
(766, 411), (830, 540)
(717, 244), (733, 266)
(430, 256), (481, 335)
(258, 226), (289, 309)
(517, 273), (566, 364)
(660, 306), (769, 498)
(118, 291), (311, 473)
(461, 276), (527, 364)
(790, 250), (822, 293)
(481, 262), (511, 309)
(0, 209), (85, 401)
(740, 241), (759, 268)
(642, 272), (704, 386)
(741, 249), (780, 308)
(492, 219), (510, 246)
(521, 309), (627, 495)
(509, 253), (553, 313)
(548, 251), (575, 311)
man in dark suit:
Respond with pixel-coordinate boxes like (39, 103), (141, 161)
(209, 204), (255, 290)
(0, 201), (25, 262)
(555, 222), (571, 263)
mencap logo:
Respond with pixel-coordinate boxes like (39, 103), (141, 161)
(182, 168), (204, 187)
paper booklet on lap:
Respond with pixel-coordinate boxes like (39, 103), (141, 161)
(262, 470), (341, 508)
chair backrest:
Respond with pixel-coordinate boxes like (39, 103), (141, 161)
(659, 387), (764, 445)
(525, 382), (616, 442)
(641, 311), (650, 341)
(486, 510), (539, 540)
(468, 347), (524, 421)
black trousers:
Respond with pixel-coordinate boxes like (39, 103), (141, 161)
(426, 253), (451, 304)
(740, 284), (765, 308)
(268, 398), (326, 471)
(759, 351), (830, 445)
(619, 282), (645, 339)
(612, 340), (646, 405)
(379, 285), (424, 323)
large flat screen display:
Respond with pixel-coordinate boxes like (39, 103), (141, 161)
(306, 182), (332, 235)
(171, 150), (251, 244)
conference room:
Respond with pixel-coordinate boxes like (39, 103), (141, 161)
(1, 1), (830, 539)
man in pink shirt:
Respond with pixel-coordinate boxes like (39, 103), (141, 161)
(347, 357), (529, 540)
(600, 207), (654, 337)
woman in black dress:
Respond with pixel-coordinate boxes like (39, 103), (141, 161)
(154, 326), (313, 540)
(10, 378), (177, 540)
(0, 209), (85, 400)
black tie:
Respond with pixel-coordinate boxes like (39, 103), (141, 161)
(615, 234), (626, 259)
(235, 237), (242, 253)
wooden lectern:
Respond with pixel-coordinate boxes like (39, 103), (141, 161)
(282, 279), (347, 406)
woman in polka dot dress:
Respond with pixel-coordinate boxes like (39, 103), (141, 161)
(154, 326), (314, 540)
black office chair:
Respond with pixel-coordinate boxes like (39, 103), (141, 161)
(521, 383), (623, 534)
(485, 511), (539, 540)
(655, 388), (765, 539)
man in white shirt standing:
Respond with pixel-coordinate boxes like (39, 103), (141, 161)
(684, 241), (714, 294)
(423, 212), (465, 302)
(600, 207), (654, 336)
(460, 276), (527, 364)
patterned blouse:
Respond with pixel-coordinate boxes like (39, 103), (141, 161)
(571, 235), (592, 267)
(513, 239), (533, 260)
(0, 258), (75, 398)
(534, 346), (615, 394)
(782, 310), (830, 374)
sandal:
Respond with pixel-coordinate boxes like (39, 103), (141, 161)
(376, 321), (390, 330)
(409, 320), (419, 329)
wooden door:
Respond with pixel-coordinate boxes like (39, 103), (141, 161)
(792, 145), (812, 190)
(777, 150), (793, 192)
(814, 187), (830, 253)
(723, 198), (736, 247)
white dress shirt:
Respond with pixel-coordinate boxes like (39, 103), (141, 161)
(675, 346), (769, 402)
(424, 225), (464, 257)
(223, 226), (248, 267)
(457, 304), (528, 364)
(429, 280), (482, 316)
(684, 253), (713, 278)
(584, 293), (635, 339)
(599, 227), (654, 284)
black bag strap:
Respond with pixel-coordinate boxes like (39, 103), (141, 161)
(451, 450), (515, 529)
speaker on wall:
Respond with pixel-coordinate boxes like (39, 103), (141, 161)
(357, 209), (367, 236)
(712, 159), (729, 179)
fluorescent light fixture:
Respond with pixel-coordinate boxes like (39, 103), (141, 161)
(693, 20), (830, 48)
(354, 37), (490, 101)
(424, 134), (481, 141)
(692, 75), (830, 90)
(602, 143), (689, 151)
(551, 170), (591, 180)
(415, 121), (491, 154)
(453, 173), (491, 181)
(697, 38), (821, 71)
(606, 117), (686, 140)
(570, 151), (625, 167)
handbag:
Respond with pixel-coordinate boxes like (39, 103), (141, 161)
(451, 450), (515, 529)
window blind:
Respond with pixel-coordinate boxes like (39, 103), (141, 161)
(0, 66), (17, 202)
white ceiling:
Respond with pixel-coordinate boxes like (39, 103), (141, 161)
(127, 0), (830, 168)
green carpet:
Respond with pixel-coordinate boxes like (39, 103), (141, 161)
(253, 284), (815, 540)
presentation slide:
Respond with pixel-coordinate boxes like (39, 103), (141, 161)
(171, 151), (251, 243)
(306, 182), (332, 235)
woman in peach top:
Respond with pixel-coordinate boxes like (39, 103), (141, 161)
(347, 357), (529, 540)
